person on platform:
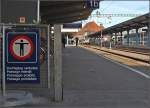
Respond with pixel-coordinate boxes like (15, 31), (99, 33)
(62, 36), (66, 48)
(75, 37), (79, 47)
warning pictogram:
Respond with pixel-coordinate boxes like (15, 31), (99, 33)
(6, 31), (38, 63)
(10, 36), (33, 61)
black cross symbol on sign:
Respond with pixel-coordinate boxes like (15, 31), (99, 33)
(15, 40), (29, 56)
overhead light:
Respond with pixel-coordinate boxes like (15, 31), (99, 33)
(51, 31), (54, 34)
(51, 27), (54, 30)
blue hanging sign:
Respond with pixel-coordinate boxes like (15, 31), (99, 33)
(5, 29), (40, 83)
(63, 23), (82, 29)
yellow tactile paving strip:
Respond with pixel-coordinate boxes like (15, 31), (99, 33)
(81, 45), (150, 68)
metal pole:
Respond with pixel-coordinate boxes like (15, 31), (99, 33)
(127, 30), (130, 46)
(109, 41), (112, 49)
(0, 0), (1, 23)
(136, 28), (139, 46)
(0, 25), (2, 95)
(120, 31), (123, 45)
(2, 24), (5, 96)
(148, 12), (150, 65)
(142, 32), (144, 46)
(122, 32), (124, 45)
(115, 32), (117, 46)
(100, 30), (102, 47)
(148, 2), (150, 107)
(37, 0), (40, 23)
(47, 25), (50, 88)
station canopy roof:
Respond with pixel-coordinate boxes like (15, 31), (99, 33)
(103, 13), (150, 34)
(89, 13), (150, 37)
(40, 1), (98, 24)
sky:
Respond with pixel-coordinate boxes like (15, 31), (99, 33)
(82, 1), (149, 28)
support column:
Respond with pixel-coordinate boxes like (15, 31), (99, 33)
(127, 30), (130, 46)
(115, 32), (117, 46)
(109, 33), (112, 49)
(54, 24), (63, 101)
(100, 30), (103, 47)
(66, 35), (69, 45)
(112, 33), (115, 46)
(148, 25), (150, 48)
(110, 33), (113, 47)
(136, 28), (139, 46)
(120, 31), (123, 45)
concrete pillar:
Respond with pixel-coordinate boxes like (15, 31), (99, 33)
(54, 24), (63, 101)
(127, 30), (130, 46)
(136, 28), (139, 46)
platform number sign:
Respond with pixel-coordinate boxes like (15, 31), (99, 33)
(5, 29), (40, 83)
(87, 0), (100, 9)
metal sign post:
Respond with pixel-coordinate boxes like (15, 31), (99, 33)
(0, 30), (1, 95)
(2, 24), (6, 96)
(47, 25), (50, 88)
(37, 0), (40, 23)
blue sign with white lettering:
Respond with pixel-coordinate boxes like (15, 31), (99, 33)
(63, 23), (82, 29)
(87, 0), (100, 9)
(5, 29), (40, 83)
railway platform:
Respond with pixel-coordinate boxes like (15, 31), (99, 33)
(13, 46), (150, 108)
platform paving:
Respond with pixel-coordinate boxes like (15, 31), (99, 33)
(6, 46), (150, 107)
(60, 46), (149, 108)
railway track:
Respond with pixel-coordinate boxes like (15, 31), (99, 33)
(83, 45), (150, 64)
(113, 47), (149, 55)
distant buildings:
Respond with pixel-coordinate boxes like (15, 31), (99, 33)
(74, 21), (104, 40)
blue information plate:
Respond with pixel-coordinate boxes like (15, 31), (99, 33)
(87, 0), (100, 9)
(5, 29), (40, 83)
